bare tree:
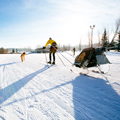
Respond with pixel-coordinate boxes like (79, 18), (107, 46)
(110, 18), (120, 44)
(0, 48), (9, 54)
(27, 46), (32, 52)
(88, 32), (91, 47)
(117, 31), (120, 51)
(67, 44), (71, 51)
(78, 39), (81, 50)
(97, 31), (101, 47)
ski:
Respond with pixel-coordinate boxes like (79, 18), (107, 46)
(47, 62), (57, 67)
(46, 63), (50, 68)
(79, 72), (88, 76)
(70, 69), (98, 79)
(70, 69), (80, 74)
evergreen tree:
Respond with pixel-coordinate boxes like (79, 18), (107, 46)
(12, 49), (15, 53)
(101, 28), (108, 47)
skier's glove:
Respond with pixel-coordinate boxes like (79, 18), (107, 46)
(43, 46), (46, 49)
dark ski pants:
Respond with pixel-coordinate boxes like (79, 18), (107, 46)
(49, 42), (57, 62)
(49, 51), (55, 62)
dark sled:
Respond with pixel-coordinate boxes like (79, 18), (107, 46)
(73, 47), (111, 73)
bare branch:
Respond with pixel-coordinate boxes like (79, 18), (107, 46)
(111, 18), (120, 44)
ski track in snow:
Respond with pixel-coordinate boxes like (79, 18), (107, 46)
(0, 52), (120, 120)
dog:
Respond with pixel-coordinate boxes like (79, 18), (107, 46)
(20, 52), (26, 62)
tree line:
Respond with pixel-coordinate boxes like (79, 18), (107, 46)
(100, 18), (120, 51)
(0, 48), (33, 54)
(0, 48), (9, 54)
(95, 18), (120, 51)
(1, 18), (120, 53)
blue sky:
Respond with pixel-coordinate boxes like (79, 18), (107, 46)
(0, 0), (120, 48)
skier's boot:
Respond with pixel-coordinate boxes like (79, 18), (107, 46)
(52, 61), (55, 65)
(47, 61), (51, 64)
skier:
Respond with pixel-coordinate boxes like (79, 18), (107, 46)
(73, 47), (76, 55)
(43, 37), (57, 64)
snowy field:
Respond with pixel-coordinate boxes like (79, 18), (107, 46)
(0, 51), (120, 120)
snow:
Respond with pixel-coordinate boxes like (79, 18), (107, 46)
(0, 51), (120, 120)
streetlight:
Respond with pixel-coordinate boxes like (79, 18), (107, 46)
(90, 25), (95, 48)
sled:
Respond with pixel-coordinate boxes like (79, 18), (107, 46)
(73, 47), (111, 74)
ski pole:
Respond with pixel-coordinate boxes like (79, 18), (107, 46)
(56, 53), (66, 66)
(44, 49), (49, 68)
(58, 52), (73, 65)
(64, 51), (75, 58)
(53, 46), (73, 65)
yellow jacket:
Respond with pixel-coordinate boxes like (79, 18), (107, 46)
(45, 39), (56, 47)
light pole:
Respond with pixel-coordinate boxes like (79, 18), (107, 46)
(90, 25), (95, 48)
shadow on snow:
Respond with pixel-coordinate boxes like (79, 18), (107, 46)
(0, 62), (17, 67)
(0, 65), (120, 119)
(0, 65), (51, 105)
(72, 75), (120, 120)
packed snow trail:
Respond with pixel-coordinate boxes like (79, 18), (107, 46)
(0, 52), (120, 120)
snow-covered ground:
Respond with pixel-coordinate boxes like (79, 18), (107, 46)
(0, 51), (120, 120)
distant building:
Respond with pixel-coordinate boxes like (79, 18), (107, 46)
(35, 47), (50, 53)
